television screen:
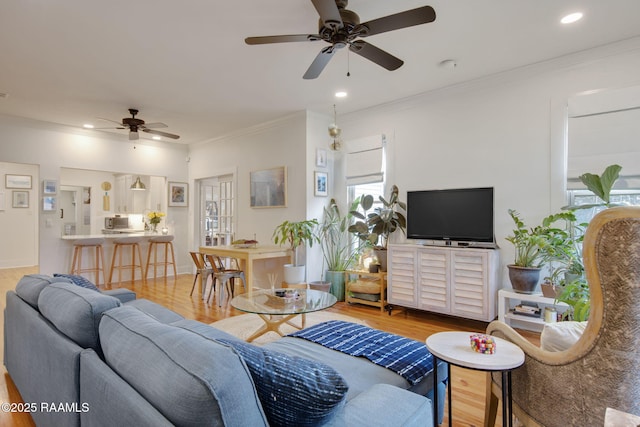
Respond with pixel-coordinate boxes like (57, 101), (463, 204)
(407, 187), (494, 243)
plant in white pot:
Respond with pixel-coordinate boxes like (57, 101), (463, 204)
(316, 199), (357, 300)
(272, 218), (318, 285)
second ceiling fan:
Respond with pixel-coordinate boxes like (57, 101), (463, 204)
(245, 0), (436, 79)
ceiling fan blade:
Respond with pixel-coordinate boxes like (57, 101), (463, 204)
(349, 40), (403, 71)
(141, 122), (168, 129)
(143, 128), (181, 140)
(360, 6), (436, 37)
(92, 126), (125, 130)
(310, 0), (343, 29)
(245, 34), (321, 45)
(303, 46), (336, 80)
(96, 117), (127, 127)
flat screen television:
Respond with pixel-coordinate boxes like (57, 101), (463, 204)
(406, 187), (494, 244)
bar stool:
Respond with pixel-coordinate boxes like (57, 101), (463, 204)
(145, 235), (177, 280)
(108, 236), (144, 285)
(70, 237), (106, 285)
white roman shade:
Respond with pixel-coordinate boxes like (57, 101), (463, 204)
(345, 134), (385, 185)
(567, 85), (640, 189)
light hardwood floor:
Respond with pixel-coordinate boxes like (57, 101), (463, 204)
(0, 266), (539, 426)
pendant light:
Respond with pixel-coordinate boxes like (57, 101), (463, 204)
(130, 176), (147, 190)
(328, 104), (342, 151)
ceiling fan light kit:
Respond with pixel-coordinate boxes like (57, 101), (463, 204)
(245, 0), (436, 79)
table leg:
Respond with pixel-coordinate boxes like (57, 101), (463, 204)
(447, 362), (452, 426)
(245, 313), (303, 342)
(432, 355), (438, 427)
(501, 371), (512, 427)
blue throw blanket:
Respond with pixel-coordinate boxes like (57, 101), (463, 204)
(288, 320), (434, 385)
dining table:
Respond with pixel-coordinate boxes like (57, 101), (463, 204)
(198, 245), (292, 294)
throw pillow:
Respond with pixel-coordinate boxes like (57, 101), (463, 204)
(53, 273), (100, 292)
(217, 338), (348, 427)
(540, 321), (587, 352)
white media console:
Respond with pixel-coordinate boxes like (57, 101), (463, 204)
(387, 243), (500, 321)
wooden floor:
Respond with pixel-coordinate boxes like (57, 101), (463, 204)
(0, 266), (539, 427)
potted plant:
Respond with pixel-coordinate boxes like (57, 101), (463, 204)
(272, 219), (318, 284)
(316, 199), (356, 300)
(505, 209), (576, 294)
(348, 185), (407, 271)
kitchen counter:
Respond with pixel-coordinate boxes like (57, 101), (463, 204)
(61, 232), (168, 240)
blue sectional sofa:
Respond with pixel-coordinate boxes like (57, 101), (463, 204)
(4, 274), (447, 426)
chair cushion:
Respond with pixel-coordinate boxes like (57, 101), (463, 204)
(218, 338), (348, 427)
(38, 282), (121, 350)
(53, 273), (100, 291)
(99, 306), (267, 427)
(540, 321), (587, 352)
(14, 274), (71, 309)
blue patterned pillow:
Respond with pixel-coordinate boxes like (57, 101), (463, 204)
(53, 273), (100, 292)
(218, 338), (348, 426)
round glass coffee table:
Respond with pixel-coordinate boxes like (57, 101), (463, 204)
(230, 288), (337, 342)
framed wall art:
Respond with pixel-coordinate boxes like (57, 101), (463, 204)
(43, 196), (56, 211)
(316, 148), (327, 167)
(12, 191), (29, 208)
(168, 182), (188, 207)
(314, 171), (328, 197)
(6, 174), (32, 189)
(43, 179), (57, 194)
(250, 166), (287, 208)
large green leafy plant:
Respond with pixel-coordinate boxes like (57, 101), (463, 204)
(317, 199), (356, 271)
(506, 209), (576, 268)
(272, 219), (319, 266)
(563, 164), (622, 210)
(348, 185), (407, 250)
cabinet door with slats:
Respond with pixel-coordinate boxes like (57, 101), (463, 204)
(417, 248), (450, 313)
(388, 245), (417, 308)
(450, 250), (489, 320)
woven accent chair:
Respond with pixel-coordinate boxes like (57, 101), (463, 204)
(485, 206), (640, 427)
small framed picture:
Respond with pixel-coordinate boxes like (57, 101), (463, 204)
(6, 174), (32, 189)
(43, 179), (57, 194)
(12, 191), (29, 208)
(314, 171), (328, 197)
(43, 196), (56, 211)
(168, 182), (188, 207)
(316, 148), (327, 167)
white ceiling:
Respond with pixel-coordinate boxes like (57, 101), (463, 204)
(1, 0), (640, 145)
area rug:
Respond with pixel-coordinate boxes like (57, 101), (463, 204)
(211, 311), (368, 345)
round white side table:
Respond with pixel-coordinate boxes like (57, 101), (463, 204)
(426, 331), (524, 427)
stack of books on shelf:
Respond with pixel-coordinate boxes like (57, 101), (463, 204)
(512, 302), (541, 318)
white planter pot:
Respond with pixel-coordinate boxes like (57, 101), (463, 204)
(283, 264), (306, 284)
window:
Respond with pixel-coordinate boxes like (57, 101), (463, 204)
(568, 189), (640, 228)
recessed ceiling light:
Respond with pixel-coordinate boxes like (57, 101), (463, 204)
(83, 124), (94, 129)
(152, 136), (161, 140)
(561, 12), (583, 24)
(335, 91), (347, 98)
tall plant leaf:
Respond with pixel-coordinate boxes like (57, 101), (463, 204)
(579, 164), (621, 204)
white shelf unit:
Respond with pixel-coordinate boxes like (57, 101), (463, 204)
(388, 244), (500, 322)
(498, 288), (568, 331)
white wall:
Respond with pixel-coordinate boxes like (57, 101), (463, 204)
(337, 38), (640, 286)
(0, 116), (190, 274)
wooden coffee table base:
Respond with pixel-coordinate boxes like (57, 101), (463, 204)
(245, 313), (307, 342)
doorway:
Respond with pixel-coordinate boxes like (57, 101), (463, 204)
(196, 174), (235, 247)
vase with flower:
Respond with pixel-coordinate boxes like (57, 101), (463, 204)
(147, 211), (165, 233)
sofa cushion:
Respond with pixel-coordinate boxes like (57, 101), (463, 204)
(99, 306), (267, 427)
(53, 273), (100, 291)
(218, 338), (348, 427)
(124, 298), (184, 323)
(38, 282), (122, 351)
(15, 274), (72, 309)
